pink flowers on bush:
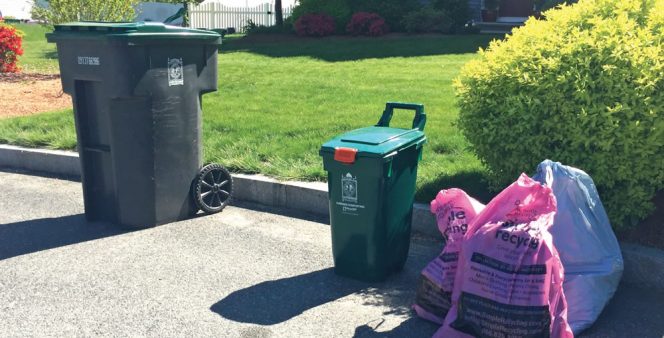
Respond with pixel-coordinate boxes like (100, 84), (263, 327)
(346, 12), (389, 36)
(294, 13), (336, 37)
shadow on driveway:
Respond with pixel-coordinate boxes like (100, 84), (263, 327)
(211, 268), (369, 325)
(0, 214), (129, 261)
(579, 282), (664, 337)
(210, 230), (442, 328)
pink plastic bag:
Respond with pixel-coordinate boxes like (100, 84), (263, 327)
(435, 174), (574, 338)
(413, 188), (485, 324)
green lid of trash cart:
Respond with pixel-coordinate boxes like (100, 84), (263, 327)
(46, 22), (221, 44)
(320, 126), (425, 159)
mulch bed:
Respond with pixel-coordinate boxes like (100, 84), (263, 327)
(0, 72), (61, 83)
(0, 72), (72, 118)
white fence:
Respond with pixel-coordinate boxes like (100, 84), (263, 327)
(190, 2), (294, 32)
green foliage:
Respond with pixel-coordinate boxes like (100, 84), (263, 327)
(290, 0), (424, 33)
(454, 0), (664, 228)
(31, 0), (140, 25)
(148, 0), (204, 3)
(402, 8), (454, 34)
(431, 0), (470, 28)
(290, 0), (352, 33)
(535, 0), (579, 11)
(349, 0), (422, 32)
(244, 20), (293, 35)
(145, 0), (205, 26)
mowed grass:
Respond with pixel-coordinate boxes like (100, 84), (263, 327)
(12, 23), (60, 73)
(0, 33), (502, 202)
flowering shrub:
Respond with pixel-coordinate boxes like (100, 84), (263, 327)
(294, 13), (336, 37)
(455, 0), (664, 228)
(349, 0), (420, 32)
(0, 23), (23, 73)
(346, 12), (389, 36)
(290, 0), (351, 34)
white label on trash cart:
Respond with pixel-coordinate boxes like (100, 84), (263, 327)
(336, 201), (365, 216)
(168, 58), (184, 86)
(341, 173), (358, 203)
(77, 56), (100, 66)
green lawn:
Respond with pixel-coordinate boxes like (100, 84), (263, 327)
(0, 32), (503, 203)
(13, 23), (60, 73)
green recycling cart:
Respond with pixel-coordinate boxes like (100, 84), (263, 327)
(320, 102), (427, 282)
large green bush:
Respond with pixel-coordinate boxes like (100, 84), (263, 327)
(349, 0), (421, 32)
(454, 0), (664, 228)
(290, 0), (352, 33)
(402, 8), (454, 34)
(431, 0), (469, 29)
(290, 0), (423, 33)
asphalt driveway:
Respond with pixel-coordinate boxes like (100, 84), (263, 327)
(0, 171), (662, 337)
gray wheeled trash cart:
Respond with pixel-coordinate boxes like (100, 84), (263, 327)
(47, 22), (232, 228)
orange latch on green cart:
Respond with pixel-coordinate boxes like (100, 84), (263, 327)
(334, 147), (357, 164)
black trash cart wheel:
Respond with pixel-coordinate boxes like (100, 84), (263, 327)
(193, 163), (233, 214)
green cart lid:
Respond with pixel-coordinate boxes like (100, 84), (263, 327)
(320, 126), (425, 159)
(46, 22), (221, 44)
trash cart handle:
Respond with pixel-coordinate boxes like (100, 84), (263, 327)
(376, 102), (426, 131)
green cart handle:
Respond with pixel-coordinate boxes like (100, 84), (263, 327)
(376, 102), (426, 131)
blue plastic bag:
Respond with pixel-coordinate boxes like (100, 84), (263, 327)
(534, 160), (624, 334)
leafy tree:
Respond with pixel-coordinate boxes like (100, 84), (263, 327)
(32, 0), (140, 25)
(151, 0), (205, 27)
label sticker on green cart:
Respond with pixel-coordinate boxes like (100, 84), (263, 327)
(338, 173), (365, 215)
(342, 173), (358, 203)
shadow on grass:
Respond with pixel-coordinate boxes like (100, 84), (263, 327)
(0, 214), (129, 261)
(221, 33), (503, 62)
(42, 50), (59, 60)
(417, 170), (495, 204)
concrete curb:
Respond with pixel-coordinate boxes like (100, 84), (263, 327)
(0, 145), (442, 238)
(2, 144), (663, 291)
(0, 145), (80, 178)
